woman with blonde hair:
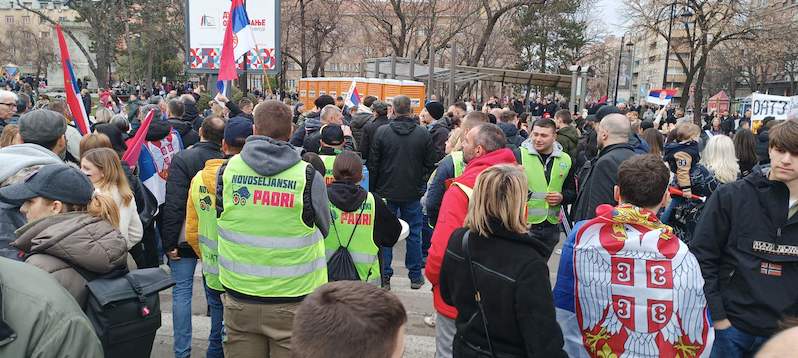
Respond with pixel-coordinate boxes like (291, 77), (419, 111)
(0, 124), (18, 147)
(80, 148), (143, 252)
(445, 127), (465, 154)
(440, 164), (566, 357)
(699, 135), (740, 186)
(3, 164), (128, 308)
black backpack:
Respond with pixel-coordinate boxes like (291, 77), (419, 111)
(327, 205), (373, 282)
(72, 265), (175, 358)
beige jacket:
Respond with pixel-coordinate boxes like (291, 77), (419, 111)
(12, 211), (128, 309)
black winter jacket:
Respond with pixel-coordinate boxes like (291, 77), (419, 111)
(160, 141), (223, 257)
(369, 115), (437, 202)
(360, 114), (390, 163)
(168, 117), (200, 148)
(690, 167), (798, 336)
(428, 119), (451, 163)
(440, 226), (566, 358)
(571, 143), (636, 221)
(757, 129), (770, 164)
(327, 181), (400, 257)
(350, 111), (373, 150)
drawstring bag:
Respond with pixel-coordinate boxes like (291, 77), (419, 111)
(327, 205), (367, 282)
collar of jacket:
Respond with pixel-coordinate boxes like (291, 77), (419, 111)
(520, 138), (564, 158)
(0, 286), (16, 347)
(480, 217), (550, 253)
(598, 142), (634, 157)
(392, 114), (416, 123)
(192, 141), (222, 152)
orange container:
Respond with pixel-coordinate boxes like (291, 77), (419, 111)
(366, 78), (383, 100)
(306, 80), (317, 102)
(383, 79), (402, 104)
(401, 80), (427, 114)
(298, 79), (309, 105)
(317, 78), (329, 97)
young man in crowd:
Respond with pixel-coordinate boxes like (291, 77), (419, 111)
(292, 281), (407, 358)
(691, 119), (798, 356)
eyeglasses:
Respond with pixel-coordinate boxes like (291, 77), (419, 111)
(0, 102), (15, 107)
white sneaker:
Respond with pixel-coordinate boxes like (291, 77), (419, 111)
(423, 314), (436, 327)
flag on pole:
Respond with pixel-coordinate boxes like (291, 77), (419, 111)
(55, 24), (90, 135)
(216, 80), (230, 98)
(122, 109), (156, 169)
(345, 81), (361, 108)
(217, 0), (257, 92)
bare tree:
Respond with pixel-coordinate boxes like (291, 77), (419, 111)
(281, 0), (343, 77)
(0, 27), (56, 79)
(625, 0), (759, 124)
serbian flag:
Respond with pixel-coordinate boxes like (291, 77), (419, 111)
(122, 109), (156, 169)
(345, 81), (361, 108)
(217, 0), (257, 93)
(646, 88), (678, 106)
(55, 24), (90, 135)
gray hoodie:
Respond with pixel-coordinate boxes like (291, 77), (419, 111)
(240, 135), (330, 236)
(0, 144), (62, 260)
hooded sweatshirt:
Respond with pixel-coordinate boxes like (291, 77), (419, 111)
(350, 109), (374, 149)
(498, 122), (524, 147)
(13, 212), (128, 309)
(425, 148), (517, 319)
(168, 117), (199, 148)
(289, 112), (321, 147)
(0, 144), (62, 260)
(556, 125), (580, 159)
(326, 181), (401, 250)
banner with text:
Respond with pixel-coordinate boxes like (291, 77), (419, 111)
(750, 93), (798, 120)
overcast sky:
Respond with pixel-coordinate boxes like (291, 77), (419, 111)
(595, 0), (627, 36)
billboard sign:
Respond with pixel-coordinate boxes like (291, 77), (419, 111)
(185, 0), (280, 74)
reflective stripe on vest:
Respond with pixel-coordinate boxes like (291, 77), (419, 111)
(217, 155), (327, 298)
(190, 172), (223, 291)
(323, 193), (379, 282)
(319, 154), (337, 186)
(452, 182), (473, 199)
(451, 151), (466, 178)
(520, 148), (571, 225)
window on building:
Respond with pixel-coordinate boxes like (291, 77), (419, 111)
(22, 16), (30, 24)
(58, 16), (66, 22)
(5, 16), (13, 24)
(39, 15), (47, 24)
(23, 32), (32, 40)
(40, 31), (49, 38)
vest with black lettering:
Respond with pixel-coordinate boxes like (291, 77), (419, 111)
(520, 147), (571, 225)
(189, 171), (222, 291)
(324, 193), (379, 284)
(217, 155), (326, 298)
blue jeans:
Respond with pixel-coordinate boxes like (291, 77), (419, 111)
(169, 257), (197, 358)
(710, 325), (769, 358)
(204, 280), (224, 358)
(383, 200), (424, 282)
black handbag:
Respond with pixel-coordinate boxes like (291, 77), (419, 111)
(80, 266), (175, 358)
(461, 230), (497, 358)
(327, 205), (373, 282)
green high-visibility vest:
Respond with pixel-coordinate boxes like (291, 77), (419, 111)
(520, 147), (572, 225)
(189, 171), (222, 291)
(217, 155), (327, 298)
(324, 193), (380, 284)
(451, 151), (466, 178)
(319, 153), (338, 186)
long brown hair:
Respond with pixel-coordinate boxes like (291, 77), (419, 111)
(81, 148), (134, 205)
(47, 193), (121, 228)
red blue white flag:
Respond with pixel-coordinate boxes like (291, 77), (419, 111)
(646, 88), (678, 106)
(345, 81), (361, 108)
(217, 0), (257, 94)
(55, 23), (90, 136)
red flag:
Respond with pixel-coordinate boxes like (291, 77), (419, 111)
(122, 109), (156, 169)
(54, 24), (91, 135)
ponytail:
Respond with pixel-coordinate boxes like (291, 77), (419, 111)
(87, 192), (121, 229)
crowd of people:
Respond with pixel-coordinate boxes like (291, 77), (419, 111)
(0, 80), (796, 358)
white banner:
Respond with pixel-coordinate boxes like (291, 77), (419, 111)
(186, 0), (280, 72)
(750, 93), (798, 120)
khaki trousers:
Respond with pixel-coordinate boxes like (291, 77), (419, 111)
(222, 294), (300, 358)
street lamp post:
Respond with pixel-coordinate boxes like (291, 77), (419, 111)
(614, 34), (634, 105)
(662, 2), (676, 88)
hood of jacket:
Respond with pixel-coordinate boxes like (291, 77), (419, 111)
(0, 144), (62, 184)
(663, 140), (699, 157)
(145, 118), (172, 141)
(327, 181), (367, 212)
(557, 125), (579, 143)
(304, 112), (322, 130)
(350, 111), (374, 129)
(182, 102), (199, 123)
(520, 139), (565, 158)
(430, 117), (452, 131)
(240, 135), (302, 177)
(168, 118), (193, 137)
(628, 132), (651, 153)
(497, 122), (519, 139)
(13, 212), (128, 274)
(389, 115), (419, 136)
(455, 148), (517, 187)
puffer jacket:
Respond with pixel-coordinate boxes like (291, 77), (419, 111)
(350, 110), (374, 149)
(556, 125), (580, 160)
(12, 212), (128, 309)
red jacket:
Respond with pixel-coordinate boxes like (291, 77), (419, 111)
(424, 148), (518, 319)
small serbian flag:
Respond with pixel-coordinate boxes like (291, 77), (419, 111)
(217, 0), (257, 91)
(345, 81), (361, 108)
(761, 262), (782, 277)
(646, 88), (678, 106)
(55, 23), (90, 135)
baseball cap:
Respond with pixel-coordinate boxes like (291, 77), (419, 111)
(320, 124), (344, 146)
(0, 164), (93, 205)
(18, 109), (66, 144)
(224, 117), (253, 148)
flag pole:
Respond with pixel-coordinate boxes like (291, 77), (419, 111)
(254, 45), (273, 96)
